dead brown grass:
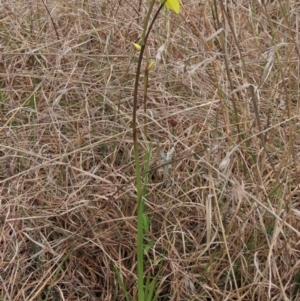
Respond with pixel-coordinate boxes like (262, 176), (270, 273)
(1, 0), (300, 300)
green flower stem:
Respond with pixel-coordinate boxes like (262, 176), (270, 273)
(132, 2), (168, 301)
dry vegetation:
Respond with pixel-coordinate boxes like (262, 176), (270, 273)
(1, 0), (300, 300)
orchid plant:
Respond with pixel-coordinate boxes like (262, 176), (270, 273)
(131, 1), (180, 300)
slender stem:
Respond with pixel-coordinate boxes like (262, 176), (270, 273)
(132, 3), (166, 300)
(145, 3), (165, 43)
(133, 2), (155, 300)
(143, 67), (149, 139)
(133, 43), (145, 300)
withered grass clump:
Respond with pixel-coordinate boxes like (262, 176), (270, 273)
(1, 1), (300, 300)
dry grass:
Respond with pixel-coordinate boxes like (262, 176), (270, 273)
(1, 0), (300, 300)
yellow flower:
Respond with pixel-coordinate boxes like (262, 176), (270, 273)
(147, 61), (155, 70)
(133, 43), (141, 50)
(159, 0), (180, 14)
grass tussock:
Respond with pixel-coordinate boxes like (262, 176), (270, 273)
(1, 0), (300, 300)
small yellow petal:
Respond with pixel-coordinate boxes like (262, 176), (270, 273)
(147, 61), (155, 70)
(159, 0), (180, 14)
(133, 43), (141, 50)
